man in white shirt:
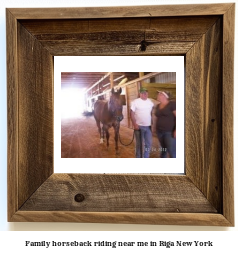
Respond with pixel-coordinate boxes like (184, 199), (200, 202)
(130, 87), (154, 158)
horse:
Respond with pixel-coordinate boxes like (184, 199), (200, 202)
(93, 87), (123, 153)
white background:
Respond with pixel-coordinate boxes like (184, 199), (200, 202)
(54, 56), (184, 173)
(0, 0), (237, 252)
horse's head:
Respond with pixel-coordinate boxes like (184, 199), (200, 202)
(109, 87), (124, 122)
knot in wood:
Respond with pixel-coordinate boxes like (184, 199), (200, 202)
(74, 193), (85, 202)
(140, 40), (147, 52)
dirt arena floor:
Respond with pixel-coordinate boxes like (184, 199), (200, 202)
(61, 114), (160, 158)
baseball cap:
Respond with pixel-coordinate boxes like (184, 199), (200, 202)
(139, 87), (148, 93)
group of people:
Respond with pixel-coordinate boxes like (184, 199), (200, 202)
(130, 87), (176, 158)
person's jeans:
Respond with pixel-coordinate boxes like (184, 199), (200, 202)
(134, 126), (152, 158)
(156, 131), (176, 158)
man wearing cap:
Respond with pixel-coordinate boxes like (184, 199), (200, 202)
(130, 87), (154, 158)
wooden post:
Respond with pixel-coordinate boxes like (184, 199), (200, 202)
(139, 73), (144, 91)
(110, 73), (114, 89)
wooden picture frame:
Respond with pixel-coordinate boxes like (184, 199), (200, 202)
(7, 3), (234, 226)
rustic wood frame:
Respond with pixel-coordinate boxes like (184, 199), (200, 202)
(7, 4), (234, 226)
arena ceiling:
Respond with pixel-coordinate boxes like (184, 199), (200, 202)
(61, 72), (149, 92)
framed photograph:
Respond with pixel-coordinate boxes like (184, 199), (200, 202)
(55, 56), (184, 174)
(7, 3), (234, 225)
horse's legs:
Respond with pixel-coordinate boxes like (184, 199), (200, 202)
(96, 120), (103, 144)
(113, 124), (120, 153)
(105, 127), (110, 148)
(102, 126), (105, 141)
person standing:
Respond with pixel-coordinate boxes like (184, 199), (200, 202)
(155, 91), (176, 158)
(130, 87), (154, 158)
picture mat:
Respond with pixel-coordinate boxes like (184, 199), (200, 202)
(54, 56), (184, 173)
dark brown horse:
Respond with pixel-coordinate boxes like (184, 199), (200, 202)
(94, 87), (123, 153)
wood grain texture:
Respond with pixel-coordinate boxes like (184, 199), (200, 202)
(186, 18), (223, 212)
(19, 17), (218, 56)
(20, 174), (217, 213)
(20, 17), (218, 34)
(6, 4), (234, 225)
(11, 211), (232, 226)
(37, 41), (193, 56)
(222, 4), (235, 226)
(8, 4), (233, 19)
(17, 23), (54, 208)
(7, 9), (18, 221)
